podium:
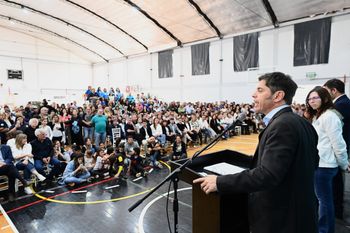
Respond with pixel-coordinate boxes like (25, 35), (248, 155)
(169, 149), (251, 233)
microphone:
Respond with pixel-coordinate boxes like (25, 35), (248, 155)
(227, 112), (247, 131)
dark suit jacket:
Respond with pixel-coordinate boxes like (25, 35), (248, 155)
(334, 94), (350, 152)
(0, 145), (15, 165)
(139, 126), (153, 140)
(217, 107), (319, 233)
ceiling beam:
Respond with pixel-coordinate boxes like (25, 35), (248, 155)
(187, 0), (222, 38)
(0, 14), (109, 62)
(123, 0), (182, 47)
(261, 0), (279, 27)
(2, 0), (125, 56)
(63, 0), (148, 51)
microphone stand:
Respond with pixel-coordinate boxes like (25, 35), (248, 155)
(128, 119), (243, 233)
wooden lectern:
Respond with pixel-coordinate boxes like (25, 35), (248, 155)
(169, 149), (251, 233)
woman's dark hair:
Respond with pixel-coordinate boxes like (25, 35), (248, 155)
(305, 86), (334, 119)
(133, 147), (140, 156)
(73, 152), (84, 169)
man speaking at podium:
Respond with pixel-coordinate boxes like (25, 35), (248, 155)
(194, 72), (319, 233)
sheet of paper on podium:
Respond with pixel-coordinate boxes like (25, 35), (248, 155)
(204, 162), (245, 176)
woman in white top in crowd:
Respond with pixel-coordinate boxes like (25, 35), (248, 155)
(150, 118), (165, 145)
(39, 118), (53, 140)
(11, 133), (46, 182)
(51, 114), (64, 143)
(306, 86), (349, 233)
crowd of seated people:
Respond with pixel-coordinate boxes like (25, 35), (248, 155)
(0, 86), (267, 202)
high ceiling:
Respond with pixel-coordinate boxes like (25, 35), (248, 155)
(0, 0), (349, 63)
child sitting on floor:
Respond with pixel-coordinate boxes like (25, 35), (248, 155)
(129, 147), (147, 178)
(84, 149), (95, 171)
(91, 148), (109, 179)
(112, 143), (127, 179)
(58, 153), (90, 186)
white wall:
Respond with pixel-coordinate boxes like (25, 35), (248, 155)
(1, 14), (350, 106)
(0, 27), (93, 106)
(93, 14), (350, 104)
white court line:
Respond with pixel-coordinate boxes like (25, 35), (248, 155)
(133, 177), (143, 182)
(138, 187), (192, 233)
(0, 204), (19, 233)
(1, 225), (10, 230)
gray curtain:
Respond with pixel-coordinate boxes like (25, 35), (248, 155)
(158, 50), (173, 78)
(191, 42), (210, 75)
(294, 17), (331, 66)
(233, 32), (259, 72)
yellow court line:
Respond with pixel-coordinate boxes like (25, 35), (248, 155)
(33, 160), (171, 205)
(33, 189), (151, 205)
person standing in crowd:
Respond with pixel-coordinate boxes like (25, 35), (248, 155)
(51, 114), (64, 143)
(65, 109), (84, 146)
(82, 107), (94, 141)
(306, 86), (349, 233)
(91, 108), (107, 149)
(60, 108), (72, 145)
(194, 72), (319, 233)
(323, 79), (350, 220)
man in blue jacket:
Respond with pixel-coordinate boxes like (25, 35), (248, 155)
(324, 78), (350, 220)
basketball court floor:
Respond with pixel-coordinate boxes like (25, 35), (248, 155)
(1, 134), (349, 233)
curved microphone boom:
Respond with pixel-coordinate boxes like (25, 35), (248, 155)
(227, 111), (247, 131)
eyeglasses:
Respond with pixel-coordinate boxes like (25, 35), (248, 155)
(307, 96), (321, 102)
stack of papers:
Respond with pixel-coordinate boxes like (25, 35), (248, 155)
(204, 162), (245, 176)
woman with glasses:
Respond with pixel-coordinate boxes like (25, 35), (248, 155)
(305, 86), (349, 233)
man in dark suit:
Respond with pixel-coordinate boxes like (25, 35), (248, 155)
(139, 119), (153, 141)
(324, 78), (350, 220)
(194, 72), (319, 233)
(0, 138), (29, 201)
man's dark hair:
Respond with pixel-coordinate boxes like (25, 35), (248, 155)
(323, 79), (345, 94)
(258, 72), (298, 105)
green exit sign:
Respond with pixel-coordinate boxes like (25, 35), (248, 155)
(306, 72), (317, 79)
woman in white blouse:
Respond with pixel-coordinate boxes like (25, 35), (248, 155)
(306, 86), (349, 233)
(39, 118), (53, 140)
(150, 118), (165, 145)
(11, 133), (46, 182)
